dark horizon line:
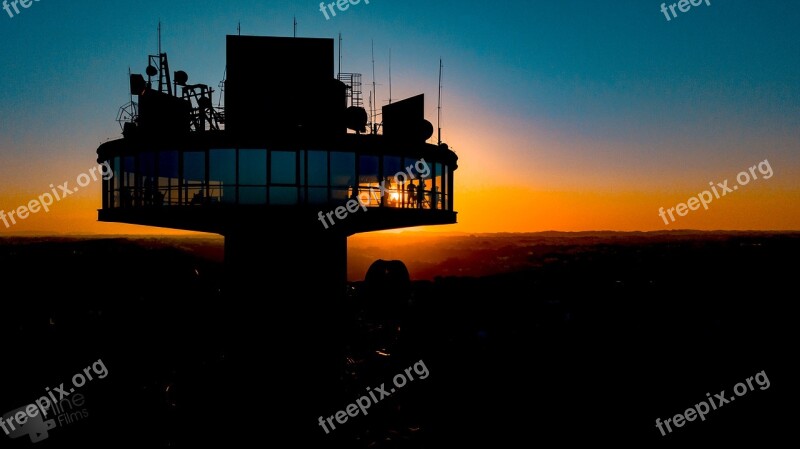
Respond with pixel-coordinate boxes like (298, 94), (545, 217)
(2, 229), (800, 239)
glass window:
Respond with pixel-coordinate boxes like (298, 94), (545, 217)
(418, 159), (433, 209)
(113, 157), (121, 189)
(271, 151), (296, 185)
(330, 152), (355, 187)
(112, 157), (121, 208)
(239, 149), (266, 185)
(139, 152), (156, 177)
(383, 156), (402, 179)
(307, 151), (327, 186)
(418, 178), (431, 209)
(122, 156), (135, 207)
(414, 159), (432, 181)
(270, 187), (298, 205)
(299, 150), (306, 187)
(434, 162), (443, 210)
(159, 151), (179, 206)
(358, 155), (380, 207)
(210, 150), (236, 185)
(210, 149), (236, 204)
(443, 165), (450, 210)
(139, 152), (158, 206)
(183, 152), (205, 181)
(359, 155), (379, 181)
(331, 187), (350, 202)
(307, 187), (328, 204)
(102, 159), (112, 209)
(122, 156), (135, 188)
(183, 151), (206, 205)
(331, 152), (355, 202)
(159, 151), (179, 178)
(383, 156), (403, 208)
(240, 187), (267, 205)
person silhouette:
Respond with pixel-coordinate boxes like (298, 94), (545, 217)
(191, 190), (205, 205)
(121, 187), (133, 208)
(417, 181), (425, 208)
(407, 180), (416, 209)
(349, 184), (363, 206)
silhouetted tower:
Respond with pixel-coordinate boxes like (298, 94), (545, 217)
(95, 35), (458, 441)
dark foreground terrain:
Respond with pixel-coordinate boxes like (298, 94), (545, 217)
(0, 232), (796, 447)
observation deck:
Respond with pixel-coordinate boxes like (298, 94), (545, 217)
(96, 133), (457, 235)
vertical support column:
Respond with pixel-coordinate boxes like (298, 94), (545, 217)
(218, 228), (348, 444)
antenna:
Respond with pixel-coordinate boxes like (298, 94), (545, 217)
(438, 58), (443, 146)
(294, 17), (297, 37)
(151, 21), (173, 95)
(237, 22), (241, 36)
(388, 48), (392, 105)
(338, 33), (342, 79)
(371, 40), (377, 134)
(218, 66), (226, 108)
(158, 20), (161, 57)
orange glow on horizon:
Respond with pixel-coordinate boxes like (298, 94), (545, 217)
(2, 181), (798, 237)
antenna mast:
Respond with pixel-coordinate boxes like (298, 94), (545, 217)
(128, 67), (133, 105)
(151, 21), (172, 95)
(388, 48), (392, 105)
(293, 17), (297, 37)
(338, 33), (342, 79)
(371, 40), (377, 134)
(437, 58), (443, 145)
(218, 66), (226, 108)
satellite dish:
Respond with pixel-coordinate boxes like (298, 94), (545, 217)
(345, 106), (368, 133)
(174, 70), (189, 85)
(419, 119), (434, 141)
(146, 65), (158, 77)
(129, 74), (146, 95)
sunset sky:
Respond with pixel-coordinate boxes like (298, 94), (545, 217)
(1, 0), (798, 235)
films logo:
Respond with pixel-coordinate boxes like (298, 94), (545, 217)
(2, 394), (89, 443)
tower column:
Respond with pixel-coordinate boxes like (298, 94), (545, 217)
(220, 228), (348, 442)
